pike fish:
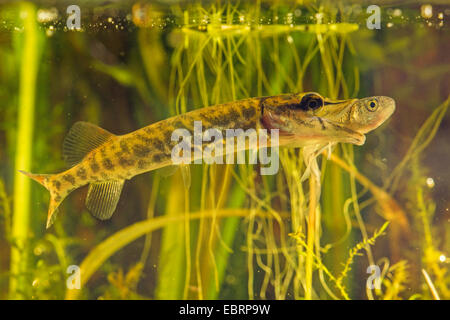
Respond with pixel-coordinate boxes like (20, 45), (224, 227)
(21, 92), (395, 228)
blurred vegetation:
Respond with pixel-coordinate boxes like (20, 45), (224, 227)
(0, 0), (449, 300)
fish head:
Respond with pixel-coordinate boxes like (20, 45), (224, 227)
(343, 96), (396, 134)
(260, 92), (395, 147)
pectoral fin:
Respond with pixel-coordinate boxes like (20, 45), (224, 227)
(85, 180), (124, 220)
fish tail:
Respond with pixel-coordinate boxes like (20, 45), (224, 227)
(19, 170), (64, 229)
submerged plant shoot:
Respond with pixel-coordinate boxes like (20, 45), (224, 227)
(0, 0), (449, 303)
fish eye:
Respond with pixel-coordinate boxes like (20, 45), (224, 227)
(308, 100), (319, 109)
(300, 93), (324, 111)
(366, 99), (378, 112)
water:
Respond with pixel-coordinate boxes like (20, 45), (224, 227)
(0, 0), (449, 300)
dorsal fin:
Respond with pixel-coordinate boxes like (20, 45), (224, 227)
(63, 122), (115, 167)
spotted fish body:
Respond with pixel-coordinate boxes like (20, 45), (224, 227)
(21, 92), (395, 228)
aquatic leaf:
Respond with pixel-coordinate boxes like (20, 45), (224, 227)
(65, 208), (267, 300)
(92, 62), (134, 86)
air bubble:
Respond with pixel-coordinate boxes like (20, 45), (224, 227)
(393, 9), (402, 17)
(421, 4), (433, 19)
(37, 8), (58, 23)
(32, 279), (39, 287)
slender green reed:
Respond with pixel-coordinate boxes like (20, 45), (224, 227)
(9, 2), (39, 299)
(154, 173), (187, 299)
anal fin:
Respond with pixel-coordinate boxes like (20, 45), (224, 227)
(85, 180), (124, 220)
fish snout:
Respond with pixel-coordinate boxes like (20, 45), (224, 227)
(379, 96), (396, 118)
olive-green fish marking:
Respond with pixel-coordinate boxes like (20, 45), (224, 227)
(90, 160), (100, 173)
(76, 167), (87, 180)
(102, 158), (114, 170)
(63, 174), (75, 185)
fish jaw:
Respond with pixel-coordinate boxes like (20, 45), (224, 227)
(261, 110), (366, 147)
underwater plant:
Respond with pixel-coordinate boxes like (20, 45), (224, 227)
(0, 0), (448, 301)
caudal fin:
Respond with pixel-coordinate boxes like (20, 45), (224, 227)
(19, 170), (64, 229)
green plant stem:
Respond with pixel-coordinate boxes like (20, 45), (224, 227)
(206, 180), (246, 299)
(9, 2), (39, 299)
(155, 173), (187, 299)
(305, 175), (317, 300)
